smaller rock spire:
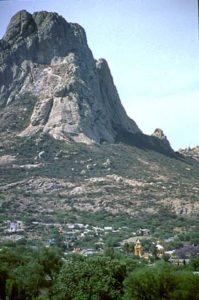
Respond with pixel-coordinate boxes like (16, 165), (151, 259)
(152, 128), (167, 140)
(151, 128), (173, 153)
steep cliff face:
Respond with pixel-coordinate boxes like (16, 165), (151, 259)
(0, 10), (140, 144)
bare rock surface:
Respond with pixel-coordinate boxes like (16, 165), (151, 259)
(0, 155), (16, 165)
(0, 10), (140, 144)
(179, 146), (199, 162)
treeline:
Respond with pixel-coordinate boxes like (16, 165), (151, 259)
(0, 245), (199, 300)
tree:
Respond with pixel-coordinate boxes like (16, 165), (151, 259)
(171, 271), (199, 300)
(122, 242), (134, 254)
(0, 264), (8, 300)
(191, 257), (199, 271)
(38, 247), (62, 280)
(124, 262), (177, 300)
(52, 256), (127, 300)
(0, 245), (62, 300)
(6, 261), (44, 300)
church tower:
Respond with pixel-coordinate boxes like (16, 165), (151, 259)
(134, 239), (144, 257)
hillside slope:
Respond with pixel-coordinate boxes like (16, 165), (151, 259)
(0, 131), (199, 242)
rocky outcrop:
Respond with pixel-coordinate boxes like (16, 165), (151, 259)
(0, 10), (141, 144)
(152, 128), (167, 140)
(179, 146), (199, 161)
(151, 128), (172, 152)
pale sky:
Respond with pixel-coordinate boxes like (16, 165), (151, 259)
(0, 0), (198, 150)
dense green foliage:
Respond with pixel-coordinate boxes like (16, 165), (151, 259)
(0, 246), (62, 300)
(0, 245), (199, 300)
(52, 256), (127, 300)
(124, 262), (199, 300)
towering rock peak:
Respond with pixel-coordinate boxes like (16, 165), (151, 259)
(2, 10), (87, 65)
(3, 10), (34, 41)
(0, 10), (141, 145)
(0, 11), (174, 155)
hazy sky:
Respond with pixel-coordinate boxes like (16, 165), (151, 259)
(0, 0), (198, 150)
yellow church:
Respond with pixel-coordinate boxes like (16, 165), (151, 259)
(134, 239), (144, 257)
